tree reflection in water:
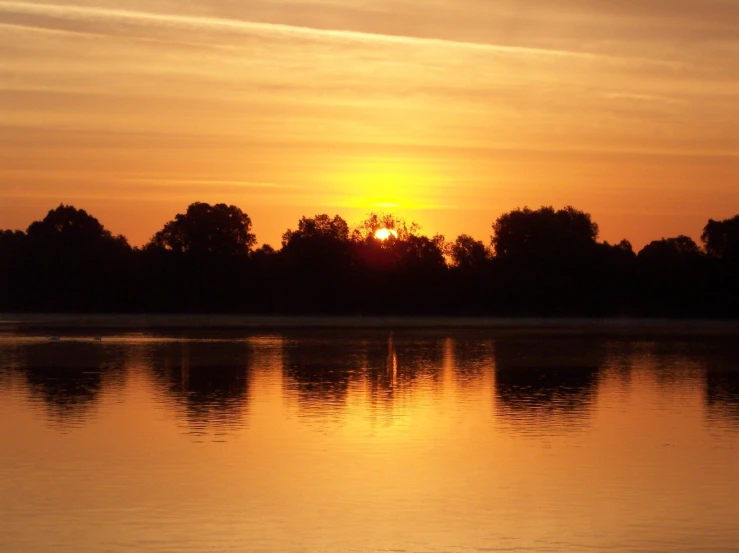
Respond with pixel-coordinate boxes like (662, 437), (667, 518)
(492, 337), (605, 435)
(704, 343), (739, 429)
(11, 341), (127, 430)
(144, 341), (252, 437)
(282, 330), (451, 428)
(2, 331), (739, 436)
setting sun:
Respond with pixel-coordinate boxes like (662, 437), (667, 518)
(375, 228), (398, 241)
(2, 1), (739, 551)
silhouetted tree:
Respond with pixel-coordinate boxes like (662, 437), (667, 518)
(140, 203), (257, 312)
(251, 244), (277, 269)
(635, 236), (715, 317)
(638, 235), (702, 261)
(0, 229), (27, 252)
(283, 214), (350, 244)
(253, 244), (276, 257)
(449, 234), (490, 270)
(702, 215), (739, 264)
(26, 204), (129, 251)
(700, 216), (739, 316)
(490, 206), (602, 315)
(0, 230), (26, 309)
(13, 205), (132, 311)
(389, 234), (447, 272)
(492, 206), (598, 260)
(611, 239), (636, 257)
(275, 214), (354, 313)
(4, 201), (739, 317)
(349, 215), (448, 313)
(353, 213), (420, 241)
(593, 239), (637, 315)
(148, 202), (256, 256)
(445, 234), (493, 314)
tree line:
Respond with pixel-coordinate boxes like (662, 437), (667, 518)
(1, 202), (738, 317)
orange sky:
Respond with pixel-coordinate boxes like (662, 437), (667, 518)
(1, 0), (737, 249)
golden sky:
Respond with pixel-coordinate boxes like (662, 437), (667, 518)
(1, 0), (737, 249)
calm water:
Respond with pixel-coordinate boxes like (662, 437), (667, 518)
(1, 326), (739, 552)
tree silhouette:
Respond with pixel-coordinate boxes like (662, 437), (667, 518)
(446, 235), (493, 315)
(638, 235), (702, 261)
(149, 202), (256, 256)
(282, 214), (350, 245)
(449, 234), (490, 270)
(353, 213), (420, 241)
(635, 235), (713, 317)
(388, 234), (447, 272)
(2, 202), (738, 317)
(0, 230), (26, 309)
(26, 204), (129, 251)
(276, 215), (354, 313)
(490, 206), (602, 315)
(702, 216), (739, 264)
(0, 230), (25, 253)
(141, 203), (257, 312)
(701, 216), (739, 315)
(15, 205), (132, 311)
(492, 206), (599, 260)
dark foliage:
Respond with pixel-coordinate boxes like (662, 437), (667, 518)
(1, 203), (738, 317)
(703, 216), (739, 263)
(149, 202), (256, 256)
(3, 205), (133, 312)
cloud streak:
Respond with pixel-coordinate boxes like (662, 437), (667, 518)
(0, 0), (680, 65)
(126, 178), (300, 190)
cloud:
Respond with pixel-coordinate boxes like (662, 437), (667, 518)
(125, 178), (300, 190)
(0, 0), (673, 63)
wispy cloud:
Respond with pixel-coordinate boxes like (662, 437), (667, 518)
(125, 178), (300, 190)
(0, 0), (679, 65)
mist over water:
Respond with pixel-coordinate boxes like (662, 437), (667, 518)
(1, 327), (739, 552)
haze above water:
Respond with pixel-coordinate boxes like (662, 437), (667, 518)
(1, 325), (739, 553)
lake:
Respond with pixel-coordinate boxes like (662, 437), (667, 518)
(1, 321), (739, 552)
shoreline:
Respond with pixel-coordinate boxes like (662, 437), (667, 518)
(3, 313), (739, 335)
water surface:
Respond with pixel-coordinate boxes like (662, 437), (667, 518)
(1, 327), (738, 552)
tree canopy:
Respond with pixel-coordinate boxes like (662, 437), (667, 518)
(638, 235), (703, 262)
(702, 215), (739, 263)
(492, 206), (599, 260)
(27, 204), (129, 252)
(149, 202), (256, 256)
(449, 235), (490, 270)
(353, 213), (420, 242)
(3, 202), (739, 317)
(282, 214), (350, 246)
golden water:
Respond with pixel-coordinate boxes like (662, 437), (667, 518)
(1, 329), (738, 552)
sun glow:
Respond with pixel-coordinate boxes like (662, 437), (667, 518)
(375, 228), (398, 241)
(324, 157), (445, 211)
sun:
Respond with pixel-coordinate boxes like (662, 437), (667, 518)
(375, 228), (398, 241)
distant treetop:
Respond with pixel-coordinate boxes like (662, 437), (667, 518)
(26, 204), (129, 251)
(702, 215), (739, 263)
(282, 214), (350, 247)
(148, 202), (256, 256)
(353, 213), (420, 242)
(492, 206), (599, 259)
